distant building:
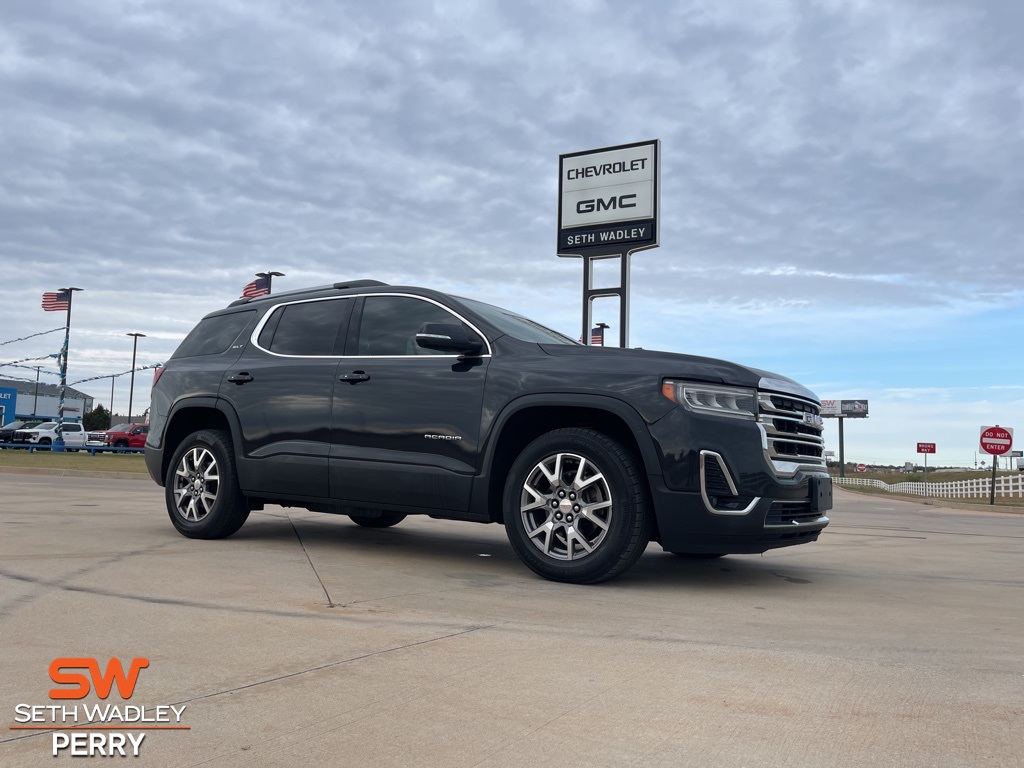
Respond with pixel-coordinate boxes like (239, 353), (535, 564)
(0, 378), (94, 425)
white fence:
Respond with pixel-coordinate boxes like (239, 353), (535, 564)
(836, 474), (1024, 499)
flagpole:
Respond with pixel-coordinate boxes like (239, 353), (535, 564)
(54, 287), (82, 451)
(256, 271), (285, 294)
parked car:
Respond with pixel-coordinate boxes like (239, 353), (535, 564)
(11, 421), (88, 450)
(146, 280), (832, 584)
(0, 420), (43, 444)
(103, 423), (149, 450)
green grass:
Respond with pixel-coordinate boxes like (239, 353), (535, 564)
(0, 448), (149, 473)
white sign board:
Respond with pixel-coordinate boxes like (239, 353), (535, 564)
(558, 140), (659, 256)
(560, 144), (657, 228)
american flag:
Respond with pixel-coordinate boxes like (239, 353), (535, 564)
(590, 326), (605, 346)
(41, 291), (71, 312)
(240, 277), (270, 298)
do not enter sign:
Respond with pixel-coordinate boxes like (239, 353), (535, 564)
(979, 426), (1013, 456)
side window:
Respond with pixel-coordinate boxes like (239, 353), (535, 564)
(357, 296), (481, 356)
(260, 299), (352, 357)
(173, 311), (256, 358)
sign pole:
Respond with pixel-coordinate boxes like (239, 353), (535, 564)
(838, 417), (845, 479)
(923, 452), (928, 496)
(990, 455), (997, 505)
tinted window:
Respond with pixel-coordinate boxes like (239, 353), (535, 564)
(173, 311), (255, 358)
(263, 299), (351, 356)
(456, 298), (578, 345)
(357, 297), (481, 356)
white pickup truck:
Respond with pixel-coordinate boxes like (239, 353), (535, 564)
(12, 421), (88, 450)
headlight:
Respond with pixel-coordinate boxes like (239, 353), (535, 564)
(661, 380), (757, 420)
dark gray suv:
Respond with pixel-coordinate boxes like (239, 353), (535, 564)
(146, 280), (831, 583)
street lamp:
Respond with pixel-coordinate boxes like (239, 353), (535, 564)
(33, 366), (41, 418)
(126, 333), (146, 423)
(256, 271), (285, 294)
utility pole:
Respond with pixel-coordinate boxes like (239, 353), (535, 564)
(126, 333), (146, 423)
(33, 366), (41, 418)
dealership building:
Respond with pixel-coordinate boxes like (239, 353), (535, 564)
(0, 378), (95, 425)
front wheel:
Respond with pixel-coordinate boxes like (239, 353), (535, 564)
(165, 429), (249, 539)
(503, 428), (651, 584)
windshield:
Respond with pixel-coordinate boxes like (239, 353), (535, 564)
(108, 424), (131, 432)
(458, 298), (580, 345)
(34, 422), (57, 430)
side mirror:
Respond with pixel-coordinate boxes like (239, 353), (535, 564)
(415, 323), (483, 356)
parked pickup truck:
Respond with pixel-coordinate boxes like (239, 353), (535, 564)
(101, 423), (149, 449)
(12, 422), (88, 450)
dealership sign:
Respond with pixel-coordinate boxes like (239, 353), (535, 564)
(558, 140), (659, 257)
(820, 399), (869, 418)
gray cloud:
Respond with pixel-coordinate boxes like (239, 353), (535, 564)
(1, 0), (1022, 428)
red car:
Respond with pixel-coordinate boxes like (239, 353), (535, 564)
(103, 423), (149, 449)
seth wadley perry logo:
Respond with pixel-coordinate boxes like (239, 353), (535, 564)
(9, 657), (189, 758)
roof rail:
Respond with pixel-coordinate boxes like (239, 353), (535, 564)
(228, 279), (390, 307)
(333, 279), (389, 290)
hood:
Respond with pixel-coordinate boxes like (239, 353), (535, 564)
(539, 345), (819, 402)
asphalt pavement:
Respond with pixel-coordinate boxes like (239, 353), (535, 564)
(1, 475), (1021, 767)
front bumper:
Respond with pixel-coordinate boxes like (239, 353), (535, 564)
(645, 398), (831, 554)
(649, 474), (830, 554)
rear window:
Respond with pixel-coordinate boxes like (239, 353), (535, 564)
(172, 311), (256, 359)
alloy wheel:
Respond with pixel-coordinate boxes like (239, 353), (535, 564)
(519, 452), (613, 561)
(172, 446), (220, 522)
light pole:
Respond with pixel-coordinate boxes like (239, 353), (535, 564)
(594, 322), (610, 347)
(126, 333), (146, 423)
(33, 366), (41, 418)
(256, 271), (285, 294)
(109, 375), (116, 422)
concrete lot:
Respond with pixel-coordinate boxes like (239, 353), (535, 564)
(1, 474), (1021, 767)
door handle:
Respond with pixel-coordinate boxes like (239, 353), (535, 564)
(227, 373), (254, 384)
(339, 371), (370, 383)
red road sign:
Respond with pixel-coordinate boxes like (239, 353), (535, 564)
(856, 463), (866, 472)
(917, 442), (936, 454)
(979, 426), (1013, 456)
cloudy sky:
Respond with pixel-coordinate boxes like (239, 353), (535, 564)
(1, 0), (1022, 466)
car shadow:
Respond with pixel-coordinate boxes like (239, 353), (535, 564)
(225, 509), (826, 591)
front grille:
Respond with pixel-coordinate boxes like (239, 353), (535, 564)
(765, 501), (825, 527)
(758, 392), (825, 475)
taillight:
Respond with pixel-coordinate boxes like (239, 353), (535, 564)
(151, 366), (164, 388)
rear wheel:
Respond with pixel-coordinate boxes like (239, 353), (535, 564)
(348, 513), (407, 528)
(503, 428), (651, 584)
(165, 429), (249, 539)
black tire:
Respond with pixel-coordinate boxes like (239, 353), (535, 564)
(503, 428), (652, 584)
(672, 552), (727, 559)
(164, 429), (249, 539)
(348, 513), (407, 528)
